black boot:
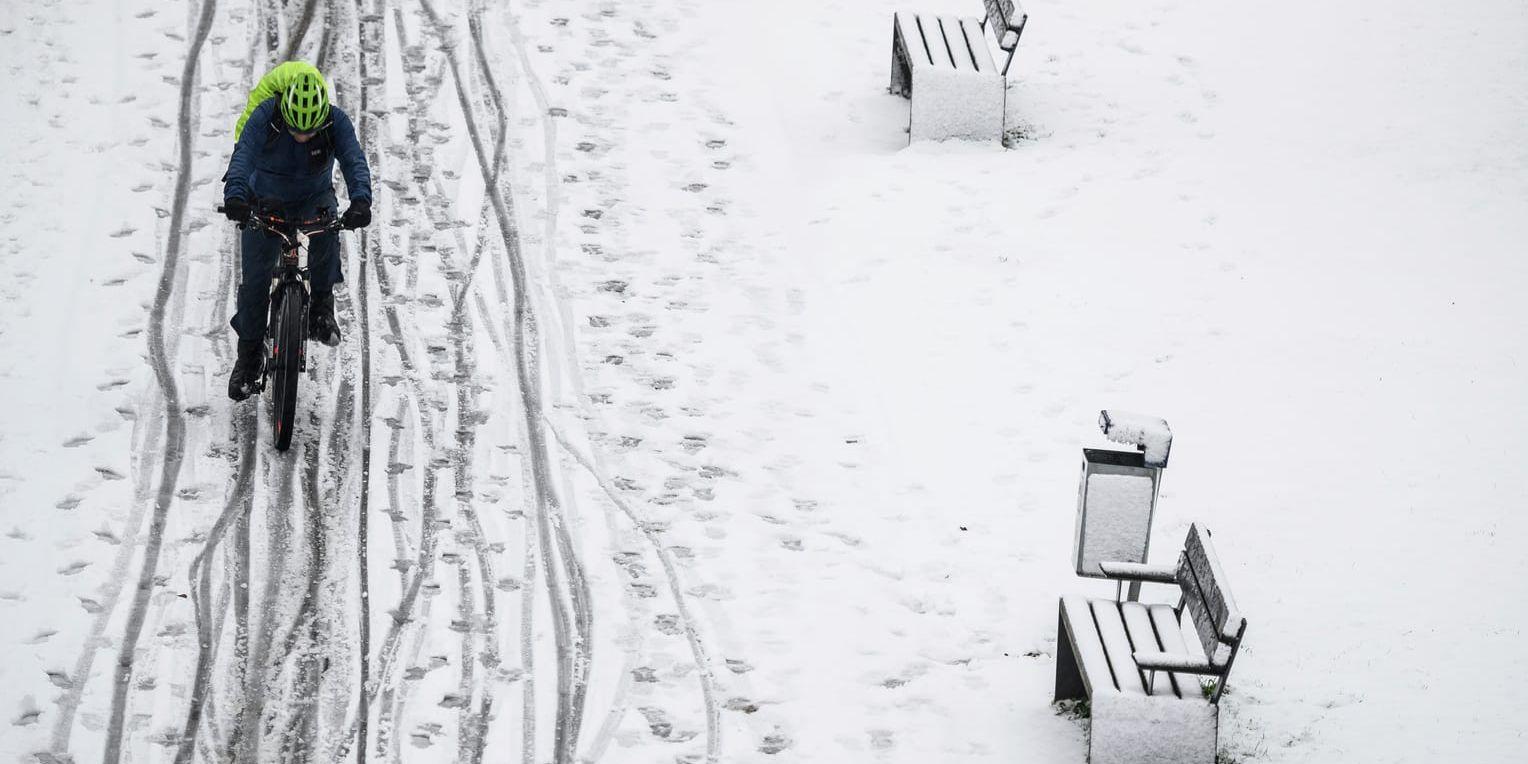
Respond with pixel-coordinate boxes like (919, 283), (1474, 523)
(228, 339), (264, 401)
(309, 291), (341, 347)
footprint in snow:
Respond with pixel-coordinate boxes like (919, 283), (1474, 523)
(56, 496), (82, 510)
(95, 467), (126, 481)
(107, 226), (136, 239)
(654, 614), (681, 635)
(58, 561), (89, 576)
(27, 630), (57, 645)
(63, 435), (92, 448)
(637, 707), (696, 741)
(759, 731), (794, 755)
(11, 698), (41, 726)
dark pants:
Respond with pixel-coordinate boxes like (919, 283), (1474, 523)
(231, 190), (344, 342)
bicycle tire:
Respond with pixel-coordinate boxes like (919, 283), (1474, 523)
(270, 283), (307, 451)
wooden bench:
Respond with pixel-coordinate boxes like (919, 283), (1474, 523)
(1055, 524), (1248, 764)
(889, 0), (1028, 142)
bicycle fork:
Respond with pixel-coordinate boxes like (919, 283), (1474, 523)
(262, 230), (315, 389)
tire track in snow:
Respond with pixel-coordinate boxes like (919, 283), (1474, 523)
(172, 0), (339, 755)
(328, 12), (466, 756)
(47, 391), (165, 757)
(237, 451), (300, 761)
(549, 427), (724, 761)
(385, 399), (414, 592)
(280, 0), (323, 62)
(261, 0), (283, 59)
(316, 0), (337, 71)
(438, 164), (500, 764)
(281, 7), (372, 742)
(362, 232), (447, 762)
(173, 38), (263, 752)
(417, 3), (594, 760)
(516, 1), (736, 751)
(375, 18), (500, 758)
(493, 4), (724, 758)
(333, 6), (396, 760)
(395, 30), (515, 755)
(197, 4), (339, 756)
(354, 10), (512, 759)
(174, 405), (257, 764)
(452, 13), (539, 762)
(282, 418), (332, 760)
(100, 0), (218, 759)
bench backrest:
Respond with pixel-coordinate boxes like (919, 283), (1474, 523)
(1175, 524), (1247, 687)
(983, 0), (1029, 51)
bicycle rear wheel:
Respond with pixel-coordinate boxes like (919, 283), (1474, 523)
(269, 284), (307, 451)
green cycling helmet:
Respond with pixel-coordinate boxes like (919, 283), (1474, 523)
(281, 71), (330, 132)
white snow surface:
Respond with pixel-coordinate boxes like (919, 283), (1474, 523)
(1, 0), (1527, 762)
(1088, 692), (1218, 764)
(1099, 409), (1172, 466)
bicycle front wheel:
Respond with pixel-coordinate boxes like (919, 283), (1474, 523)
(269, 284), (307, 451)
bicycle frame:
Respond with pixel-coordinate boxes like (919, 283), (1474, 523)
(218, 203), (352, 448)
(254, 213), (341, 364)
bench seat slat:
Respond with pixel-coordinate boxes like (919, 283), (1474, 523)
(1120, 602), (1178, 697)
(1097, 561), (1178, 583)
(1148, 603), (1202, 697)
(932, 17), (964, 71)
(957, 17), (998, 74)
(1060, 596), (1113, 696)
(901, 12), (935, 68)
(1133, 651), (1223, 674)
(1089, 599), (1147, 695)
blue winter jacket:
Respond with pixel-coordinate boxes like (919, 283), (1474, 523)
(223, 98), (372, 206)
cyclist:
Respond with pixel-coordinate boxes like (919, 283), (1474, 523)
(221, 60), (373, 401)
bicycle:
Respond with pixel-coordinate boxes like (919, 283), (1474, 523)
(218, 205), (353, 451)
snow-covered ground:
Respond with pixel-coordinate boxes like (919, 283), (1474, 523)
(1, 0), (1525, 762)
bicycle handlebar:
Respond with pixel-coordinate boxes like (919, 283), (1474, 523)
(216, 205), (355, 240)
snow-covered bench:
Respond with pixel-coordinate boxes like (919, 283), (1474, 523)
(1055, 524), (1248, 764)
(889, 0), (1028, 142)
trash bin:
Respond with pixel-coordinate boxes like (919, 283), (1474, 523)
(1073, 447), (1162, 578)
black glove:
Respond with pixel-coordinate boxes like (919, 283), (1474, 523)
(341, 199), (372, 229)
(222, 198), (251, 223)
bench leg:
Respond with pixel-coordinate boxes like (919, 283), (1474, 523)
(1088, 694), (1219, 764)
(1055, 607), (1087, 702)
(890, 18), (912, 98)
